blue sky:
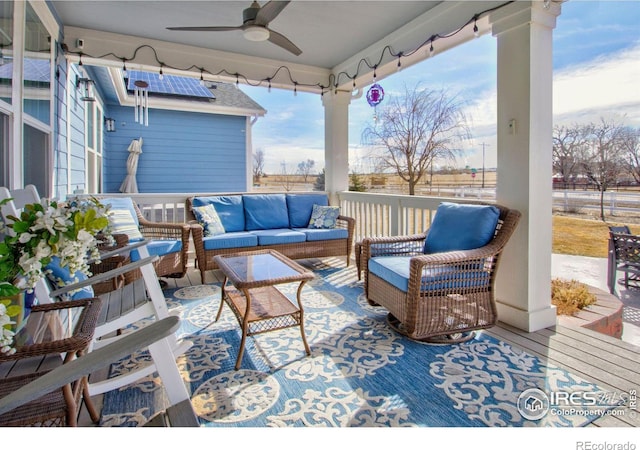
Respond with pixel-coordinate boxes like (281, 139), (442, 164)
(241, 1), (640, 174)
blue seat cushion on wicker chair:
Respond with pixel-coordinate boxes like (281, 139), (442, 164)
(243, 194), (290, 230)
(286, 194), (329, 228)
(45, 257), (94, 300)
(369, 256), (490, 293)
(424, 203), (500, 254)
(248, 229), (306, 245)
(192, 196), (245, 232)
(130, 240), (183, 262)
(293, 228), (348, 241)
(202, 232), (258, 250)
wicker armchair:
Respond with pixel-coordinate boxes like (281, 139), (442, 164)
(89, 233), (129, 295)
(131, 201), (191, 280)
(362, 203), (521, 343)
(100, 197), (191, 283)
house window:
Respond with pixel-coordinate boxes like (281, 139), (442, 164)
(0, 111), (9, 186)
(85, 102), (103, 193)
(0, 1), (14, 106)
(23, 121), (49, 196)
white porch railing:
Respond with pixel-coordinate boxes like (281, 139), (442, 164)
(337, 191), (487, 242)
(78, 191), (488, 244)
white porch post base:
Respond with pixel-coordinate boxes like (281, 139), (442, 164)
(496, 300), (557, 332)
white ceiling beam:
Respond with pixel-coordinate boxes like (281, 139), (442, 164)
(63, 26), (331, 94)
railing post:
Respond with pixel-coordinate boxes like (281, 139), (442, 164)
(390, 198), (400, 236)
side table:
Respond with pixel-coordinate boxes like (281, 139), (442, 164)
(0, 297), (102, 426)
(214, 250), (314, 370)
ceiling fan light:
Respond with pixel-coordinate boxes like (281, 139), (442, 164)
(243, 26), (270, 42)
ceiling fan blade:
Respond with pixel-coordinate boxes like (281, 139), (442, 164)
(267, 28), (302, 56)
(166, 26), (242, 32)
(254, 1), (291, 26)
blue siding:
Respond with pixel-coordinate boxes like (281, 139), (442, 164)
(103, 106), (247, 193)
(53, 50), (69, 199)
(67, 65), (87, 193)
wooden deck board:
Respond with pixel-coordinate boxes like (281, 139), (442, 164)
(75, 262), (639, 427)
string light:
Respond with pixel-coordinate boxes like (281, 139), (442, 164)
(66, 2), (510, 94)
(294, 82), (298, 97)
(267, 78), (272, 93)
(199, 68), (205, 86)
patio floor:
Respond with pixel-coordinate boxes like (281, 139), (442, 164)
(78, 257), (640, 428)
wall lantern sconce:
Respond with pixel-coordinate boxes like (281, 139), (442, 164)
(76, 75), (96, 102)
(104, 117), (116, 132)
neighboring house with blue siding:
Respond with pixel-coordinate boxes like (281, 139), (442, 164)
(82, 66), (265, 195)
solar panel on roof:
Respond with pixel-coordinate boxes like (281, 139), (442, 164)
(126, 70), (214, 99)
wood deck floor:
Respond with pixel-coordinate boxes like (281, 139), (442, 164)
(78, 260), (640, 428)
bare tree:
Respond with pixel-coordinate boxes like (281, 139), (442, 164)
(297, 159), (316, 183)
(621, 127), (640, 183)
(253, 149), (266, 183)
(553, 124), (589, 186)
(362, 84), (468, 195)
(580, 118), (628, 221)
(280, 161), (293, 191)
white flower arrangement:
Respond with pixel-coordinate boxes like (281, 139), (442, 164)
(0, 196), (113, 355)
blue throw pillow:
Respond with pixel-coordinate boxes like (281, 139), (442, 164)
(308, 204), (340, 229)
(193, 204), (225, 237)
(45, 257), (94, 300)
(423, 203), (500, 254)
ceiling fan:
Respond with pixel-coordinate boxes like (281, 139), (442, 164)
(166, 1), (302, 56)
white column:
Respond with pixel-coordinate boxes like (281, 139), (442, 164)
(322, 90), (351, 204)
(490, 1), (561, 332)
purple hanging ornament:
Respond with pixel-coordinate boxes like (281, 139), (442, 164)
(366, 83), (384, 107)
(367, 83), (384, 122)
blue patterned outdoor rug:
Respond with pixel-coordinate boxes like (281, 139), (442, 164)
(100, 259), (618, 427)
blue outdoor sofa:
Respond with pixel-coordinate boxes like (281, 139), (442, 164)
(186, 193), (355, 283)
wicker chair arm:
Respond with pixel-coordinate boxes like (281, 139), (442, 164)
(0, 298), (102, 361)
(361, 234), (427, 259)
(138, 222), (190, 241)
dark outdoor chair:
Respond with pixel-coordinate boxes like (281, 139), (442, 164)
(607, 225), (640, 294)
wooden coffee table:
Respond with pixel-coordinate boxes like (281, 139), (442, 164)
(213, 250), (315, 370)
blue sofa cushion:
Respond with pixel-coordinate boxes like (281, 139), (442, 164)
(130, 240), (182, 262)
(286, 194), (329, 228)
(294, 228), (348, 241)
(102, 197), (144, 242)
(193, 204), (225, 237)
(202, 232), (258, 250)
(369, 256), (490, 293)
(192, 196), (245, 232)
(424, 203), (500, 254)
(45, 257), (94, 300)
(249, 229), (307, 245)
(243, 194), (290, 230)
(308, 205), (340, 229)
